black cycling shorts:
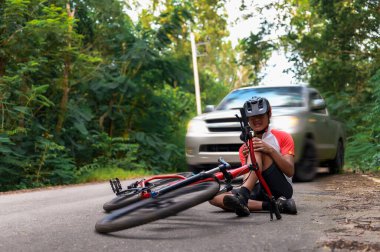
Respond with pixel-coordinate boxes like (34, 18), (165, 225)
(234, 162), (293, 201)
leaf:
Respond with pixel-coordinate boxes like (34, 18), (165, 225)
(0, 136), (12, 143)
(73, 122), (88, 135)
(32, 84), (49, 93)
(0, 146), (13, 153)
(13, 106), (31, 115)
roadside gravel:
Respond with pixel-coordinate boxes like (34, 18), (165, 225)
(317, 173), (380, 251)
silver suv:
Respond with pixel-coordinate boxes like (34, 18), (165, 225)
(185, 85), (345, 181)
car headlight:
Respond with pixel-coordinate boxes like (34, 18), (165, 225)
(272, 116), (299, 131)
(187, 119), (208, 133)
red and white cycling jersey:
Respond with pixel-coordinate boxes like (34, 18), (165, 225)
(238, 126), (294, 166)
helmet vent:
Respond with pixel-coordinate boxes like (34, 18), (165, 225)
(258, 98), (264, 109)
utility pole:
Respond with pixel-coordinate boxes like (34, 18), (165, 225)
(190, 32), (202, 115)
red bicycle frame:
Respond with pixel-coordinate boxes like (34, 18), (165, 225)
(247, 137), (274, 198)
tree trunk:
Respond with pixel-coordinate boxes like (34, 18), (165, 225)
(55, 3), (75, 133)
(55, 64), (70, 133)
(99, 97), (114, 132)
(0, 57), (5, 77)
(0, 57), (5, 129)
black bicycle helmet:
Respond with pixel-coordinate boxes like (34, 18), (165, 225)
(243, 96), (271, 118)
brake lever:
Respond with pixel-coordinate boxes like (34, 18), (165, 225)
(235, 114), (252, 143)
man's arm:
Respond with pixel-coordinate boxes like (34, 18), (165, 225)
(267, 150), (294, 177)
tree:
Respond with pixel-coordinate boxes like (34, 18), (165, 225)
(276, 0), (380, 171)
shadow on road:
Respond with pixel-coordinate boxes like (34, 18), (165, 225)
(293, 167), (331, 183)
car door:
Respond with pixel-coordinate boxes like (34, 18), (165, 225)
(308, 91), (335, 160)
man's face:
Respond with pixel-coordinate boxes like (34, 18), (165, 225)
(248, 113), (269, 132)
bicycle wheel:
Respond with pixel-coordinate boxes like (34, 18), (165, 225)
(103, 190), (141, 212)
(95, 180), (220, 233)
(103, 172), (193, 212)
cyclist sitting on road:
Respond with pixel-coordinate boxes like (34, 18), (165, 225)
(209, 96), (297, 216)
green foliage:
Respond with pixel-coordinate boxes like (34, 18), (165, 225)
(132, 85), (196, 173)
(345, 70), (380, 172)
(131, 132), (182, 173)
(82, 132), (142, 169)
(0, 132), (25, 191)
(78, 167), (151, 183)
(278, 0), (380, 172)
(0, 0), (255, 192)
(200, 71), (229, 106)
(0, 130), (77, 191)
(239, 30), (276, 84)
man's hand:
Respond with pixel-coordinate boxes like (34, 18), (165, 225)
(240, 126), (252, 142)
(241, 138), (274, 159)
(241, 145), (249, 158)
(252, 137), (274, 154)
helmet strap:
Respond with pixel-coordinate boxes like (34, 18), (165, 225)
(254, 126), (268, 136)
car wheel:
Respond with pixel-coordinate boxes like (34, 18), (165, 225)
(294, 138), (318, 182)
(328, 140), (344, 174)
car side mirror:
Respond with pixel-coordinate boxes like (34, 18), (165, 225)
(204, 105), (215, 113)
(311, 99), (326, 111)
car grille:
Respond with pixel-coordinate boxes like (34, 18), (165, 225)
(205, 118), (241, 132)
(199, 144), (241, 152)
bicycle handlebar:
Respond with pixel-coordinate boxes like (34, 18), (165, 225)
(217, 157), (231, 170)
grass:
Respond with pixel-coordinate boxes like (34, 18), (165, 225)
(78, 167), (153, 183)
(0, 167), (154, 194)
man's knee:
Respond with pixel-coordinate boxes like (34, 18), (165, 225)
(262, 153), (274, 171)
(209, 194), (224, 207)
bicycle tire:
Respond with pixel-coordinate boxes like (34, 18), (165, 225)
(95, 180), (220, 233)
(103, 172), (193, 212)
(103, 191), (141, 212)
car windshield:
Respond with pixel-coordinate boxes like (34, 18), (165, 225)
(216, 86), (304, 110)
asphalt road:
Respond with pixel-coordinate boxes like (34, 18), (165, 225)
(0, 172), (338, 252)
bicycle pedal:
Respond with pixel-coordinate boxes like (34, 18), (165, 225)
(109, 178), (122, 194)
